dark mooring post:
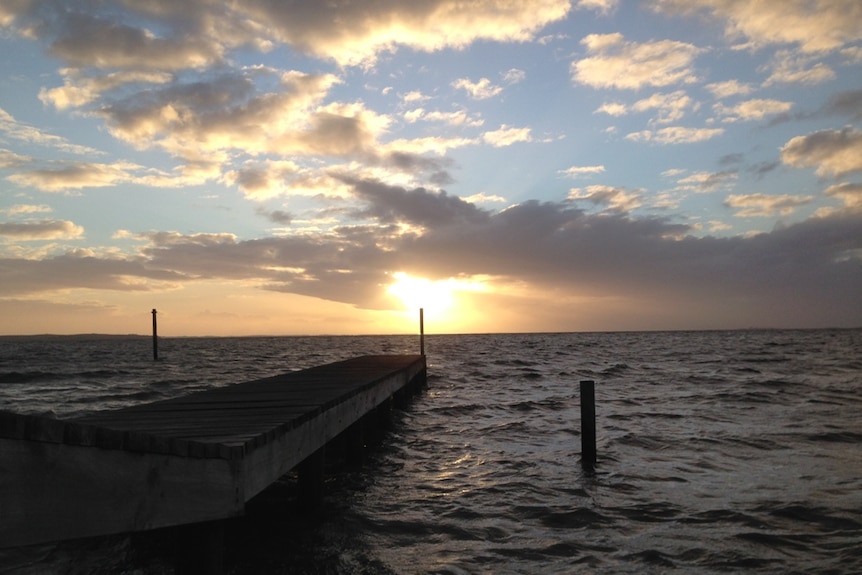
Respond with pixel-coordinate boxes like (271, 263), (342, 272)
(580, 380), (596, 472)
(151, 308), (158, 361)
(419, 307), (425, 356)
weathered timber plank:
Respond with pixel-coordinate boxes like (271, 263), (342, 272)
(0, 438), (243, 548)
(0, 355), (426, 548)
(241, 364), (421, 499)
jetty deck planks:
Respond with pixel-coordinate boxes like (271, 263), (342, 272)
(0, 354), (426, 548)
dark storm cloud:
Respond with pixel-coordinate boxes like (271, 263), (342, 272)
(823, 88), (862, 120)
(259, 208), (293, 225)
(3, 191), (860, 325)
(343, 178), (490, 227)
(0, 252), (187, 295)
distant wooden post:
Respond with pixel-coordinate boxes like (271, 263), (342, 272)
(151, 309), (158, 361)
(419, 307), (425, 356)
(580, 380), (596, 472)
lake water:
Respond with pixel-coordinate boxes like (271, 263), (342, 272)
(1, 330), (860, 574)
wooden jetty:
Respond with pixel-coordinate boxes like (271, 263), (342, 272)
(0, 354), (426, 551)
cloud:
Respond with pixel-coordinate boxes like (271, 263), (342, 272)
(0, 107), (100, 155)
(601, 90), (697, 124)
(482, 125), (532, 147)
(502, 68), (526, 84)
(724, 193), (815, 217)
(39, 69), (175, 110)
(576, 0), (619, 13)
(714, 98), (793, 123)
(4, 0), (571, 68)
(6, 160), (156, 192)
(344, 178), (489, 228)
(45, 11), (224, 71)
(781, 127), (862, 178)
(452, 77), (503, 100)
(596, 102), (627, 116)
(567, 185), (642, 212)
(3, 197), (860, 327)
(255, 207), (294, 225)
(401, 91), (430, 104)
(823, 89), (862, 121)
(761, 50), (836, 86)
(0, 220), (84, 240)
(2, 204), (52, 216)
(705, 80), (753, 99)
(96, 70), (399, 167)
(572, 33), (702, 89)
(403, 108), (484, 127)
(651, 0), (862, 53)
(0, 250), (187, 295)
(675, 170), (738, 192)
(626, 126), (724, 144)
(560, 165), (606, 178)
(824, 182), (862, 208)
(636, 91), (697, 124)
(234, 0), (572, 66)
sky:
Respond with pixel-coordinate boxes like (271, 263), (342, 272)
(1, 0), (861, 336)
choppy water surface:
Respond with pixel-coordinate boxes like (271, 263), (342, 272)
(1, 330), (860, 574)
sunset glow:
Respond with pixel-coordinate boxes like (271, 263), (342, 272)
(0, 1), (860, 335)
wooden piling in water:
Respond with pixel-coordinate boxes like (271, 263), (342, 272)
(580, 380), (596, 472)
(151, 308), (158, 361)
(419, 307), (425, 356)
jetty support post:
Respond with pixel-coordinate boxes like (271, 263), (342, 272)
(151, 308), (158, 361)
(580, 380), (596, 472)
(298, 446), (326, 510)
(419, 307), (425, 356)
(175, 520), (225, 575)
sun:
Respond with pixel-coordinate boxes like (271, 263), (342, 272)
(387, 272), (455, 314)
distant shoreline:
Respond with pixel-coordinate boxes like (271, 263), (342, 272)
(1, 327), (859, 340)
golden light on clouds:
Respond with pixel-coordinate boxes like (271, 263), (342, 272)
(386, 272), (487, 327)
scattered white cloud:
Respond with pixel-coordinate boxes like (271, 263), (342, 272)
(568, 184), (641, 211)
(596, 102), (627, 116)
(596, 91), (695, 124)
(652, 0), (862, 53)
(762, 50), (836, 86)
(634, 90), (696, 124)
(403, 108), (483, 127)
(3, 0), (572, 68)
(39, 69), (174, 110)
(572, 33), (702, 90)
(452, 77), (503, 100)
(841, 46), (862, 63)
(824, 182), (862, 208)
(502, 68), (526, 84)
(676, 170), (738, 192)
(626, 126), (724, 144)
(7, 160), (154, 192)
(576, 0), (619, 13)
(2, 204), (53, 216)
(0, 219), (84, 240)
(463, 192), (507, 204)
(705, 79), (753, 98)
(724, 193), (815, 217)
(0, 107), (101, 155)
(560, 165), (606, 178)
(401, 90), (430, 104)
(781, 127), (862, 178)
(714, 98), (793, 123)
(481, 125), (532, 147)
